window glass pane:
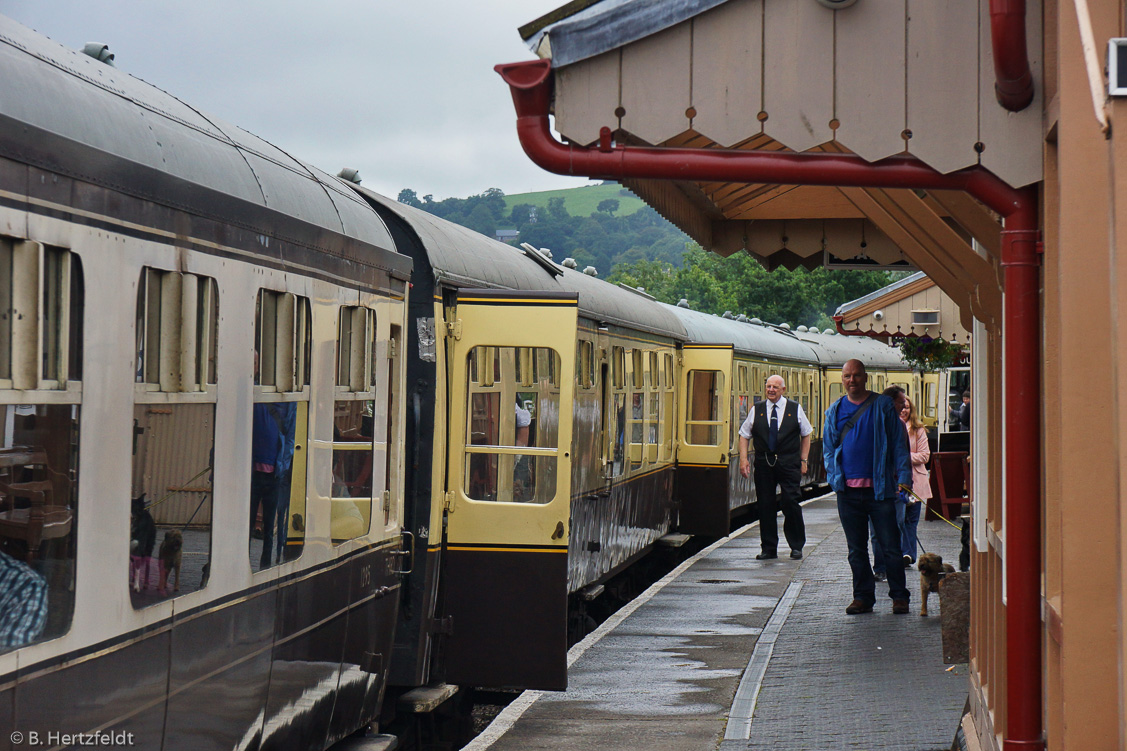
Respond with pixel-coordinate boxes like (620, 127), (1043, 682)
(630, 393), (644, 444)
(463, 346), (560, 504)
(647, 393), (659, 444)
(0, 240), (11, 381)
(0, 403), (79, 651)
(131, 402), (213, 608)
(611, 392), (625, 476)
(830, 382), (844, 402)
(250, 400), (300, 571)
(331, 399), (373, 542)
(687, 370), (722, 445)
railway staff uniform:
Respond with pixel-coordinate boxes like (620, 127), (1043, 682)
(738, 376), (811, 560)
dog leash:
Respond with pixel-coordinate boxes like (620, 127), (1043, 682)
(899, 485), (964, 531)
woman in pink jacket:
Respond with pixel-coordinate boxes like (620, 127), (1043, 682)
(900, 397), (930, 564)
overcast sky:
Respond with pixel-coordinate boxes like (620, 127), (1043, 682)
(3, 1), (594, 200)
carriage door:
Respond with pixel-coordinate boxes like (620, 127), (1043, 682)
(442, 289), (577, 690)
(675, 345), (733, 535)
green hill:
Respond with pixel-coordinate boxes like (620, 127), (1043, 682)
(504, 182), (648, 218)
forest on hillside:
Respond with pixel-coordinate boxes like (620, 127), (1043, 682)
(396, 185), (689, 273)
(396, 186), (902, 330)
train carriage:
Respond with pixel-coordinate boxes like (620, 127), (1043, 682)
(660, 306), (825, 536)
(0, 17), (412, 750)
(354, 191), (688, 693)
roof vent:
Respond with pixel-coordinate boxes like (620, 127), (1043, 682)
(562, 258), (578, 269)
(676, 298), (690, 308)
(81, 43), (115, 66)
(825, 328), (837, 335)
(583, 266), (598, 276)
(337, 168), (362, 184)
(797, 325), (809, 332)
(722, 311), (734, 319)
(736, 314), (748, 322)
(779, 323), (791, 330)
(750, 317), (763, 325)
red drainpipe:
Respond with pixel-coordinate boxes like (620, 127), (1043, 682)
(991, 0), (1036, 111)
(496, 55), (1042, 751)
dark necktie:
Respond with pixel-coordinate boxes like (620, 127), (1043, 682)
(768, 404), (778, 452)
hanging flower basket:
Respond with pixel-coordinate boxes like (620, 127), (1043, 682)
(898, 336), (964, 372)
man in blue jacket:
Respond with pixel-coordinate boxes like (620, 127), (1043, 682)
(823, 359), (913, 615)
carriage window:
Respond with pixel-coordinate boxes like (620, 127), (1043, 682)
(0, 238), (83, 650)
(612, 347), (625, 389)
(829, 382), (844, 403)
(686, 370), (724, 446)
(0, 241), (83, 389)
(464, 346), (560, 503)
(332, 307), (377, 543)
(578, 340), (594, 389)
(130, 403), (213, 607)
(250, 290), (311, 571)
(925, 381), (938, 418)
(132, 268), (217, 609)
(663, 353), (673, 389)
(135, 269), (218, 390)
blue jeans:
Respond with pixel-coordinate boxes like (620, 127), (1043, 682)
(901, 500), (921, 561)
(870, 502), (906, 573)
(838, 486), (909, 603)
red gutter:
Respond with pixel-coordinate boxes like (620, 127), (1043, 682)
(990, 0), (1036, 111)
(497, 56), (1042, 751)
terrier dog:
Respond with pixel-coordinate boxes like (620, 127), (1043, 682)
(158, 529), (183, 595)
(918, 552), (955, 617)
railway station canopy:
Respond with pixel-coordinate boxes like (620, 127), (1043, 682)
(495, 1), (1127, 750)
(501, 0), (1046, 334)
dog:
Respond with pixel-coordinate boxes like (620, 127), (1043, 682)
(130, 494), (157, 592)
(918, 552), (955, 617)
(157, 529), (183, 595)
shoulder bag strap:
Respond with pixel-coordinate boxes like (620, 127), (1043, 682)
(839, 393), (877, 443)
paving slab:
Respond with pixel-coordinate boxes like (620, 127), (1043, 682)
(467, 494), (967, 751)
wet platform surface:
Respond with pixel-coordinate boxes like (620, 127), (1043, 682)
(466, 493), (966, 751)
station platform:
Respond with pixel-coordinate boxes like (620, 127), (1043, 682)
(465, 493), (967, 751)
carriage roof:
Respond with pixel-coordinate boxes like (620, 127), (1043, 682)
(0, 15), (408, 277)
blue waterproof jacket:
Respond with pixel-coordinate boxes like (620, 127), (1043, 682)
(823, 393), (912, 500)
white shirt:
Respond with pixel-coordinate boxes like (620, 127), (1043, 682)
(738, 396), (813, 440)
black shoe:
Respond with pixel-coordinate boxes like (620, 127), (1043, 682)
(874, 570), (887, 582)
(845, 599), (874, 615)
(903, 555), (913, 568)
(790, 549), (803, 559)
(755, 551), (778, 560)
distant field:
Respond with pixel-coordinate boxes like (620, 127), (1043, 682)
(504, 182), (648, 218)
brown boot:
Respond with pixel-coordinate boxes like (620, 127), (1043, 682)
(845, 599), (874, 615)
(892, 599), (910, 614)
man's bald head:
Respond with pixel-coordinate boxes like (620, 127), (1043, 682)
(765, 374), (786, 401)
(842, 359), (869, 400)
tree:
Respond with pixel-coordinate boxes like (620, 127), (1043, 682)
(397, 189), (422, 208)
(510, 203), (536, 227)
(597, 198), (620, 216)
(547, 196), (570, 220)
(463, 204), (497, 238)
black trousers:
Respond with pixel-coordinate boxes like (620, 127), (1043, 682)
(753, 457), (805, 553)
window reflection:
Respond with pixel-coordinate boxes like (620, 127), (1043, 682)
(0, 404), (78, 652)
(463, 346), (560, 504)
(130, 403), (213, 608)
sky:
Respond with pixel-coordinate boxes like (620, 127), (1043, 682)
(2, 0), (595, 201)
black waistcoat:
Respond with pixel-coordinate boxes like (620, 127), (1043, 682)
(750, 398), (801, 459)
